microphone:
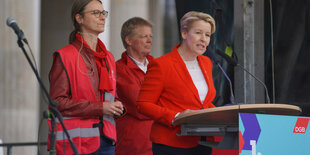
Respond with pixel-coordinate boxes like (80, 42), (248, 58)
(6, 17), (28, 43)
(207, 51), (236, 104)
(216, 50), (271, 104)
(216, 50), (238, 66)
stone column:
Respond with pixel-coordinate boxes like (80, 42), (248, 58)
(149, 0), (164, 58)
(0, 0), (41, 154)
(98, 0), (111, 49)
(39, 1), (75, 154)
(234, 0), (265, 104)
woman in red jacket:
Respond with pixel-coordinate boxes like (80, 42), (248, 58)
(137, 11), (216, 155)
(49, 0), (123, 154)
(115, 17), (154, 155)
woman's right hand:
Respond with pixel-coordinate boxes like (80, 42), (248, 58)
(176, 109), (197, 119)
(103, 101), (124, 117)
(179, 109), (197, 116)
(172, 109), (197, 126)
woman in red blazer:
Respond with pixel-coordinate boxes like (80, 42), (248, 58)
(137, 11), (216, 155)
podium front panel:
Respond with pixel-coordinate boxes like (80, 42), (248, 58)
(239, 113), (310, 154)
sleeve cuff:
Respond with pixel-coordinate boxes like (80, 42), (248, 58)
(171, 112), (181, 126)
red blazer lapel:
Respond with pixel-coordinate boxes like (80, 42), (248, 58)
(170, 47), (201, 104)
(197, 55), (216, 105)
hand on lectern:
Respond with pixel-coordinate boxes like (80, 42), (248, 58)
(172, 109), (197, 126)
(181, 109), (196, 114)
(177, 109), (197, 119)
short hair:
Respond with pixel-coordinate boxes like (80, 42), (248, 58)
(121, 17), (152, 49)
(180, 11), (216, 34)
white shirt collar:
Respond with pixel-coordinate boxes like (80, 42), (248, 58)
(128, 54), (149, 73)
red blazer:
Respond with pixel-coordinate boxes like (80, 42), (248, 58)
(137, 44), (216, 148)
(115, 52), (154, 155)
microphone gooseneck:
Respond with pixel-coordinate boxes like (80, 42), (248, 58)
(207, 51), (236, 105)
(216, 50), (271, 104)
(236, 64), (271, 104)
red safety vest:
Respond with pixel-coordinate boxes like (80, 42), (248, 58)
(48, 44), (116, 155)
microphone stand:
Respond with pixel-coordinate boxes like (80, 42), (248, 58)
(207, 51), (236, 105)
(235, 64), (271, 104)
(216, 50), (271, 104)
(216, 63), (236, 104)
(16, 38), (79, 155)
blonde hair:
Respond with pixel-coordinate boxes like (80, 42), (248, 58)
(180, 11), (216, 34)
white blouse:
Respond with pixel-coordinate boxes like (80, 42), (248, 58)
(184, 58), (208, 103)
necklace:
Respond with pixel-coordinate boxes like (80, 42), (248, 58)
(184, 58), (199, 70)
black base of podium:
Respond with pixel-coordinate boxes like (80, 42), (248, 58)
(177, 124), (238, 149)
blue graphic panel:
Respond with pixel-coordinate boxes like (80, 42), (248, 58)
(239, 113), (310, 155)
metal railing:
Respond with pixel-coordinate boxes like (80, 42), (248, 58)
(0, 142), (47, 155)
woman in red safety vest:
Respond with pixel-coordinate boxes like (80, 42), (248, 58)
(48, 0), (124, 154)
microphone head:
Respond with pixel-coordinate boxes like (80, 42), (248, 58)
(216, 49), (238, 66)
(6, 17), (16, 26)
(206, 51), (220, 64)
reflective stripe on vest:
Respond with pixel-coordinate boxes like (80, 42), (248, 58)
(49, 92), (116, 139)
(101, 92), (116, 143)
(103, 92), (116, 126)
(104, 92), (115, 103)
(48, 117), (100, 139)
(52, 128), (100, 141)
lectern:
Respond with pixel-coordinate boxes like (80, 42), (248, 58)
(173, 104), (302, 150)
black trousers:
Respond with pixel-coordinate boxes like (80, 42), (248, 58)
(152, 143), (212, 155)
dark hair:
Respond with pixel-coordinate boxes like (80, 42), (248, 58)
(121, 17), (152, 49)
(69, 0), (102, 44)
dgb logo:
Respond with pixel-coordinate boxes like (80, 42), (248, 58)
(294, 126), (306, 133)
(293, 118), (310, 133)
